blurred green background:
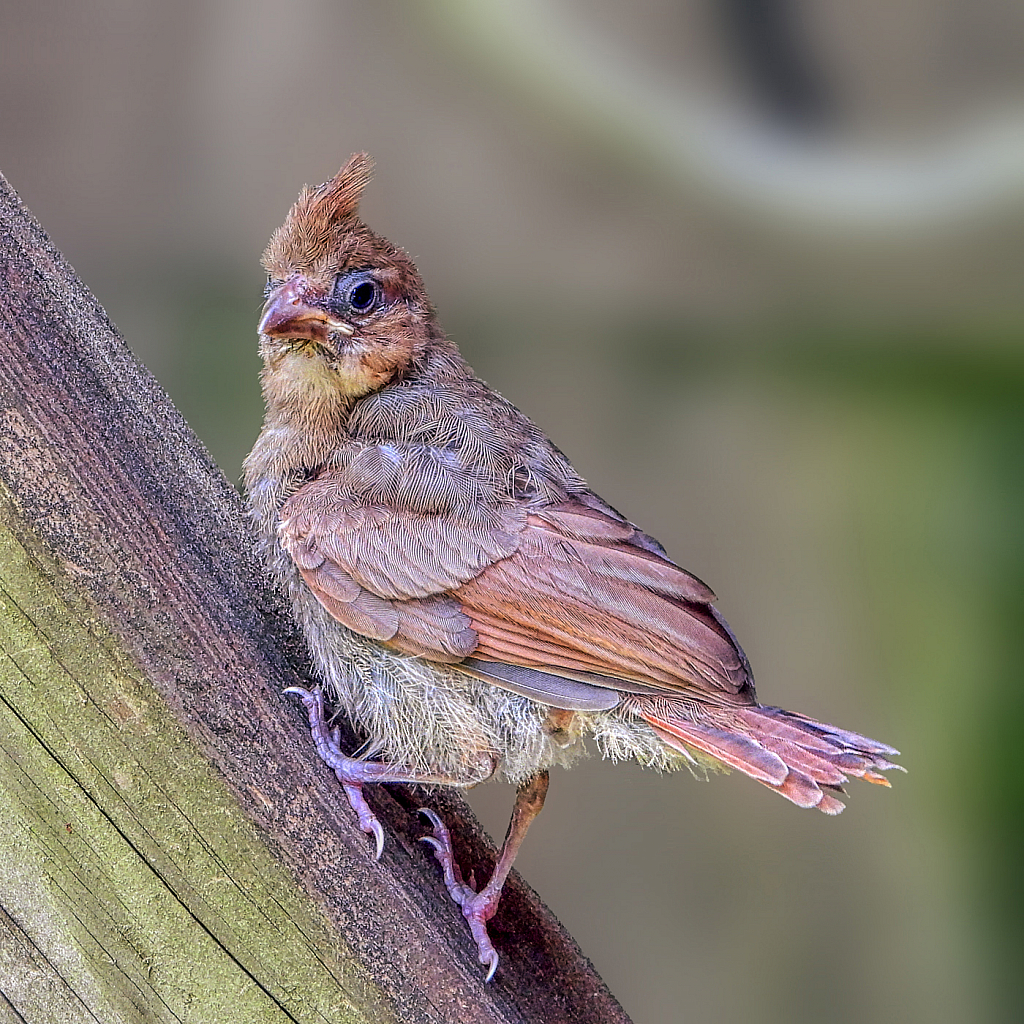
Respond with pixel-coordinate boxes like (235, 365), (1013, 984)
(2, 2), (1022, 1021)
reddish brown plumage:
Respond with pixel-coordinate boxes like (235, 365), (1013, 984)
(264, 153), (378, 278)
(246, 154), (900, 977)
(255, 152), (900, 807)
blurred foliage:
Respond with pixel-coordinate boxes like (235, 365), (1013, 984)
(777, 329), (1024, 1022)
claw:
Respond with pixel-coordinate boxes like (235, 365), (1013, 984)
(418, 806), (466, 893)
(418, 807), (444, 830)
(483, 951), (499, 984)
(370, 817), (385, 861)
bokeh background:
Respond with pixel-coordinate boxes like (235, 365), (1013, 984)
(3, 2), (1022, 1021)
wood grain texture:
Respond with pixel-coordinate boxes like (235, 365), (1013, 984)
(0, 171), (633, 1024)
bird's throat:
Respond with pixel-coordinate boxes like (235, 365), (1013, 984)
(263, 343), (379, 419)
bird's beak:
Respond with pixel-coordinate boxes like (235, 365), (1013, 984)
(259, 277), (355, 342)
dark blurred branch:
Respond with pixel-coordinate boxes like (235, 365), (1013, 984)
(0, 172), (632, 1024)
(715, 0), (835, 131)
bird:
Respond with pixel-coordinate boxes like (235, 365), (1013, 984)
(243, 153), (900, 981)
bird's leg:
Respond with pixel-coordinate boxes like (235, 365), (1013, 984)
(287, 686), (470, 860)
(420, 770), (549, 982)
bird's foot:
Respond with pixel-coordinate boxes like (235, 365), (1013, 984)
(286, 686), (416, 860)
(419, 808), (501, 982)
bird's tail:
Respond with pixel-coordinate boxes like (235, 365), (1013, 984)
(631, 697), (901, 814)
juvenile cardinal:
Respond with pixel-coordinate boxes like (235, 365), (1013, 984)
(244, 154), (900, 980)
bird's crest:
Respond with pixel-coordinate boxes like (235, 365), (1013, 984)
(262, 153), (375, 276)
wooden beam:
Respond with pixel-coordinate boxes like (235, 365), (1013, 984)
(0, 171), (633, 1024)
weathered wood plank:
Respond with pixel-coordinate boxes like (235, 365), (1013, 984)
(0, 506), (382, 1023)
(0, 170), (632, 1024)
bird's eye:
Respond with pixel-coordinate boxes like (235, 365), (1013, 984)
(349, 281), (377, 311)
(333, 271), (381, 316)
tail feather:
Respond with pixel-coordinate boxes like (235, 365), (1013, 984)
(746, 734), (850, 788)
(636, 698), (901, 814)
(647, 723), (788, 786)
(753, 705), (899, 756)
(775, 767), (829, 809)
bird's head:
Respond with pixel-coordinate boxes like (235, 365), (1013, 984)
(258, 153), (434, 409)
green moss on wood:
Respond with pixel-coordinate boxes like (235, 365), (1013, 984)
(0, 493), (395, 1024)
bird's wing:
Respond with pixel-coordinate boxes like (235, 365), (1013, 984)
(454, 504), (752, 699)
(280, 463), (752, 703)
